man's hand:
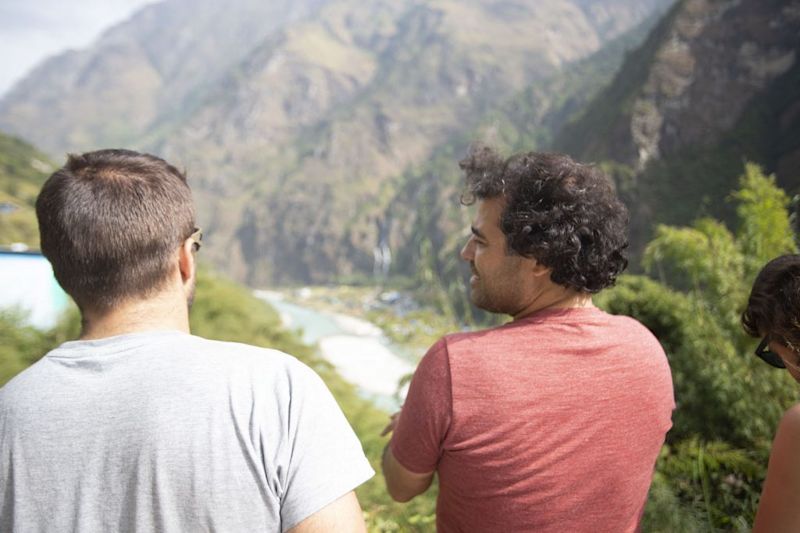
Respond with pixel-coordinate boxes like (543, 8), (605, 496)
(380, 411), (401, 437)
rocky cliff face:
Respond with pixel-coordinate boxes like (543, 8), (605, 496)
(0, 0), (672, 285)
(555, 0), (800, 251)
(632, 0), (797, 166)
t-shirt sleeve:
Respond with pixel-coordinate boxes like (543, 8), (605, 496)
(390, 337), (452, 474)
(278, 360), (374, 532)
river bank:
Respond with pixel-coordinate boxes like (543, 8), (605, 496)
(254, 289), (418, 411)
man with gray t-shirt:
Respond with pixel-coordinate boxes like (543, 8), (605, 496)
(0, 149), (373, 532)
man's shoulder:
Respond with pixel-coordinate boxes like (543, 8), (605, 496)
(436, 309), (662, 353)
(181, 334), (315, 378)
(0, 335), (312, 402)
(189, 334), (295, 360)
(427, 324), (512, 361)
(0, 356), (50, 403)
(599, 312), (665, 350)
(438, 319), (535, 347)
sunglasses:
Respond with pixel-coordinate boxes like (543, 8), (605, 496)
(189, 227), (203, 252)
(755, 336), (800, 372)
(755, 337), (785, 369)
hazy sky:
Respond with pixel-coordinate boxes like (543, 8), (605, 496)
(0, 0), (157, 97)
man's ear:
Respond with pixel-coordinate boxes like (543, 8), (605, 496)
(178, 239), (196, 286)
(530, 258), (552, 278)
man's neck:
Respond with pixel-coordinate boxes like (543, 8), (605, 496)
(512, 289), (593, 321)
(80, 292), (191, 340)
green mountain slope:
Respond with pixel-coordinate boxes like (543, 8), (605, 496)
(0, 132), (55, 247)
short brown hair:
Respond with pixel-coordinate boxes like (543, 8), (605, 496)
(35, 149), (195, 312)
(742, 254), (800, 346)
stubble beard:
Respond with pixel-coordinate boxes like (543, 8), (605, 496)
(470, 278), (509, 315)
(469, 263), (526, 317)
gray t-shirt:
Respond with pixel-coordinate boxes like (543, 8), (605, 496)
(0, 330), (374, 532)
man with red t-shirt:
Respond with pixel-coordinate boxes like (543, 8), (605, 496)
(381, 147), (674, 532)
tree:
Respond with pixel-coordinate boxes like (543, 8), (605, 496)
(600, 163), (798, 528)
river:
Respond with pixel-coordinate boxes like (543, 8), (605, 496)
(254, 290), (414, 411)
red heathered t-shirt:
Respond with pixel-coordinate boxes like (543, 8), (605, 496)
(390, 307), (674, 533)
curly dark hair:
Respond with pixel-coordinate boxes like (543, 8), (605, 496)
(742, 254), (800, 347)
(459, 145), (628, 293)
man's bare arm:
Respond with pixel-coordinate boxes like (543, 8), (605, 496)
(287, 491), (366, 533)
(381, 443), (435, 503)
(753, 405), (800, 532)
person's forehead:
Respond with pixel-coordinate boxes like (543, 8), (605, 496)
(475, 197), (505, 226)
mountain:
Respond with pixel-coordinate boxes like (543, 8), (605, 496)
(0, 0), (672, 285)
(0, 0), (333, 155)
(0, 133), (55, 247)
(553, 0), (800, 254)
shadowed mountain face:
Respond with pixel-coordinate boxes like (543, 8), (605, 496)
(554, 0), (800, 254)
(0, 0), (672, 285)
